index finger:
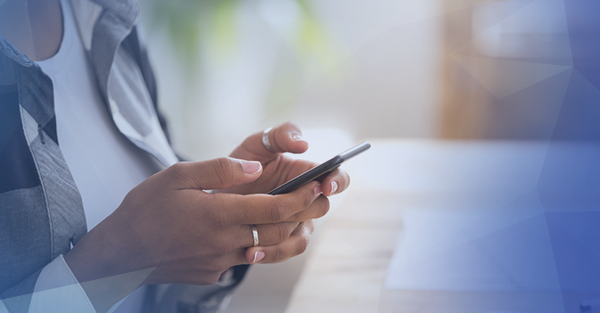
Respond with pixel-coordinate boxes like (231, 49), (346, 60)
(214, 181), (322, 225)
(230, 122), (309, 163)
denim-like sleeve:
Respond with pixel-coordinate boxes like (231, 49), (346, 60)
(27, 255), (96, 313)
(0, 267), (42, 313)
(1, 255), (155, 313)
(0, 255), (95, 313)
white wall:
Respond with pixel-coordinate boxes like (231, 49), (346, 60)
(141, 0), (444, 161)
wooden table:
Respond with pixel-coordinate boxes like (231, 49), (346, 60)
(226, 139), (599, 313)
(283, 140), (596, 313)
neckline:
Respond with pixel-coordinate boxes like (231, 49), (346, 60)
(36, 0), (76, 72)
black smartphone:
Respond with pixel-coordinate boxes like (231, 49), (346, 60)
(267, 141), (371, 195)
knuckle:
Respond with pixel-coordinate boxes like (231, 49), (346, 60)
(272, 245), (283, 262)
(216, 157), (234, 173)
(168, 162), (187, 180)
(316, 198), (330, 218)
(269, 199), (288, 222)
(212, 213), (228, 228)
(303, 189), (314, 208)
(296, 235), (310, 255)
(284, 121), (300, 131)
(210, 237), (236, 256)
(288, 210), (304, 221)
(213, 158), (234, 185)
(275, 223), (291, 243)
(207, 202), (229, 227)
(221, 240), (237, 255)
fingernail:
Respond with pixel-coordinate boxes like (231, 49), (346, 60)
(291, 133), (303, 141)
(314, 185), (322, 198)
(241, 160), (261, 174)
(253, 251), (265, 263)
(331, 181), (338, 194)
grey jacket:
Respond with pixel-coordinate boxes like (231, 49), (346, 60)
(0, 0), (247, 312)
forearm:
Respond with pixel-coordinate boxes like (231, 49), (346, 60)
(63, 211), (156, 313)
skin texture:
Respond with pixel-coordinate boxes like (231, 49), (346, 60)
(0, 0), (63, 61)
(0, 2), (352, 309)
(63, 123), (351, 312)
(218, 122), (351, 261)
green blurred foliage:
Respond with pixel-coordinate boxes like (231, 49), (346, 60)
(143, 0), (336, 72)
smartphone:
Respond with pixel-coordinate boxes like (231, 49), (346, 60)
(267, 141), (371, 195)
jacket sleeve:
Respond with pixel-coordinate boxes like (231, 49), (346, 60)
(1, 254), (153, 313)
(121, 26), (170, 146)
(0, 268), (41, 313)
(0, 256), (95, 313)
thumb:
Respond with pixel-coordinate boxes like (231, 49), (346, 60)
(170, 158), (262, 190)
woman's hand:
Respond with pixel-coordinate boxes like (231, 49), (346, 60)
(215, 122), (351, 267)
(63, 157), (327, 311)
(218, 122), (351, 199)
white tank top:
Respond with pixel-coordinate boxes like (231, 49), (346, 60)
(37, 0), (161, 311)
(37, 0), (163, 232)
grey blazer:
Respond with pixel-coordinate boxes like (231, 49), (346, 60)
(0, 0), (247, 312)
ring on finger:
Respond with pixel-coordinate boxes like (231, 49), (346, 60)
(262, 127), (274, 151)
(251, 224), (259, 247)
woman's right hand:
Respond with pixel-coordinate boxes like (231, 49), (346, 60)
(63, 157), (328, 311)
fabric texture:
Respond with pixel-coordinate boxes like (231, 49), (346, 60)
(0, 0), (249, 311)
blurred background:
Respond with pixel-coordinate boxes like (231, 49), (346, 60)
(136, 1), (600, 312)
(139, 0), (578, 162)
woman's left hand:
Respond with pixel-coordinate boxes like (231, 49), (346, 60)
(216, 122), (350, 200)
(216, 122), (350, 263)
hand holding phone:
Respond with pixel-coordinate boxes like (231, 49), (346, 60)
(268, 141), (371, 195)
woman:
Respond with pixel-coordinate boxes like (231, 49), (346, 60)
(0, 0), (350, 312)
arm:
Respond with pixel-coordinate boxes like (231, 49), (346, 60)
(63, 156), (328, 313)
